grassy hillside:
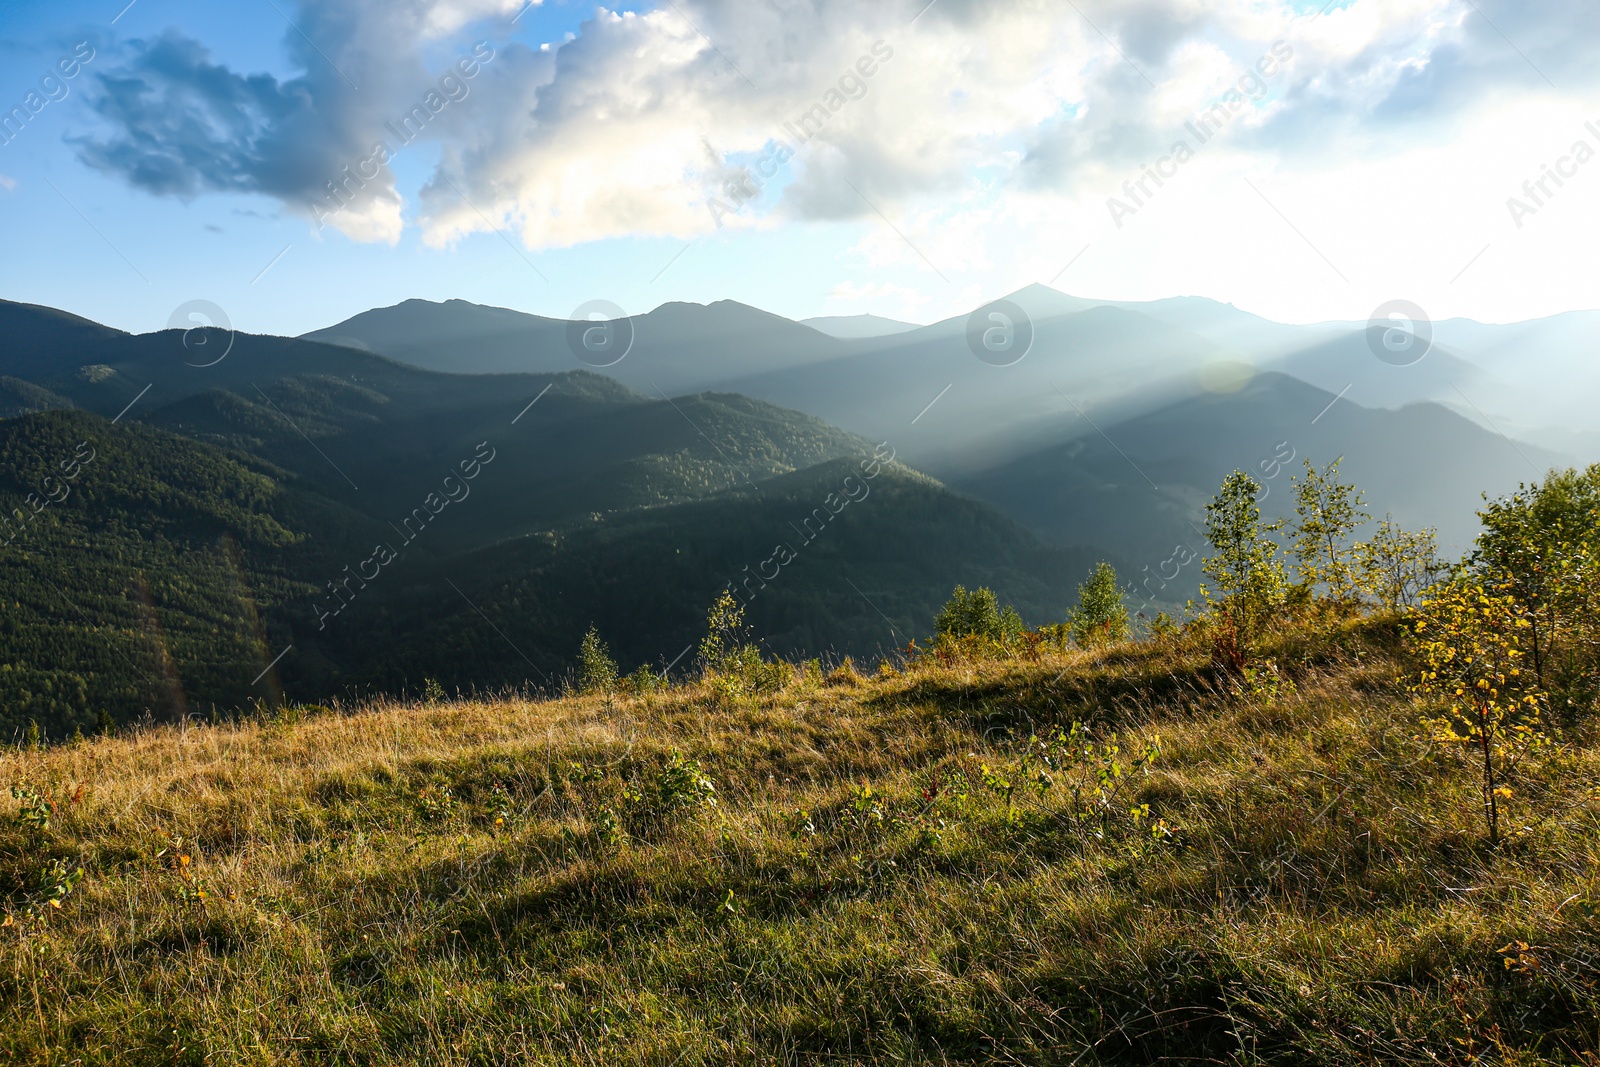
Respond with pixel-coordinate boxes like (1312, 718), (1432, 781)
(4, 614), (1598, 1064)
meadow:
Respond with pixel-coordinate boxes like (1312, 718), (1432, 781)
(3, 606), (1598, 1065)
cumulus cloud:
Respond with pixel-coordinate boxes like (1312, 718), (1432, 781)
(70, 0), (1600, 249)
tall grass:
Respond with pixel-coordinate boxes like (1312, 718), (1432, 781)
(2, 614), (1598, 1064)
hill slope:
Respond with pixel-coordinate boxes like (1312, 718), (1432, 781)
(308, 459), (1111, 693)
(0, 407), (1114, 733)
(0, 410), (391, 734)
(3, 619), (1597, 1063)
(291, 288), (1595, 474)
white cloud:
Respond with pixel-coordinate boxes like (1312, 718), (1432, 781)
(74, 0), (1600, 328)
(423, 0), (1600, 253)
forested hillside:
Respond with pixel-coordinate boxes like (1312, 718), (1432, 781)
(0, 410), (385, 736)
(0, 360), (1109, 736)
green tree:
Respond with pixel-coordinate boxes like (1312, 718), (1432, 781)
(1287, 457), (1367, 599)
(999, 604), (1025, 645)
(697, 590), (787, 696)
(697, 589), (748, 677)
(576, 625), (619, 695)
(1201, 470), (1288, 656)
(1069, 562), (1129, 647)
(935, 585), (1022, 644)
(1356, 516), (1448, 611)
(1472, 465), (1600, 689)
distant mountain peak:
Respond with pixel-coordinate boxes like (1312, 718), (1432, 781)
(801, 314), (921, 339)
(1009, 282), (1073, 299)
(998, 284), (1106, 319)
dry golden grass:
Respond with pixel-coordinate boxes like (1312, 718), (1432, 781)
(3, 616), (1599, 1065)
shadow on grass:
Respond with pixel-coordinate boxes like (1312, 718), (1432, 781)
(874, 655), (1230, 741)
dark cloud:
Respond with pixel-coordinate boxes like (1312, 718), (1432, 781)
(68, 0), (488, 235)
(73, 33), (308, 199)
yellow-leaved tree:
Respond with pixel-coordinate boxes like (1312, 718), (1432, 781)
(1411, 578), (1549, 846)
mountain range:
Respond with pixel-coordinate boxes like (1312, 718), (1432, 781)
(0, 285), (1590, 736)
(306, 285), (1589, 554)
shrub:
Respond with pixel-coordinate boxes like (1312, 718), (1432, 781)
(698, 591), (787, 699)
(10, 785), (53, 832)
(620, 665), (663, 696)
(717, 646), (789, 696)
(651, 749), (717, 815)
(1472, 465), (1600, 700)
(973, 723), (1164, 844)
(698, 589), (747, 676)
(620, 749), (718, 831)
(1149, 612), (1179, 641)
(934, 586), (1024, 657)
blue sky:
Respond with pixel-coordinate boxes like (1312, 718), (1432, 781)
(2, 0), (1599, 338)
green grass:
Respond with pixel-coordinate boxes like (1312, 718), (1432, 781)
(3, 614), (1599, 1064)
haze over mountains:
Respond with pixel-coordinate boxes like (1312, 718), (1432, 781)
(0, 285), (1589, 736)
(306, 284), (1590, 553)
(307, 283), (1600, 461)
(799, 314), (922, 339)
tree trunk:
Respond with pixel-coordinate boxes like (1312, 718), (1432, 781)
(1478, 700), (1499, 847)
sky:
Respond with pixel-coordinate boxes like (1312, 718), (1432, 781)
(1, 0), (1598, 338)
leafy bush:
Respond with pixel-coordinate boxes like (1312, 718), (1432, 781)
(937, 585), (1003, 640)
(1356, 515), (1449, 611)
(715, 646), (790, 697)
(650, 749), (717, 815)
(698, 589), (747, 676)
(974, 722), (1165, 845)
(620, 665), (663, 695)
(698, 591), (788, 699)
(1471, 465), (1600, 710)
(10, 785), (53, 832)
